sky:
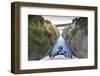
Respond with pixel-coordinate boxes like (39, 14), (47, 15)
(42, 15), (77, 25)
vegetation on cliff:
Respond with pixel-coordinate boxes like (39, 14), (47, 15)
(28, 15), (58, 60)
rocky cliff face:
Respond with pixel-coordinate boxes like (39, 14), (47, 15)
(28, 15), (58, 60)
(63, 17), (88, 58)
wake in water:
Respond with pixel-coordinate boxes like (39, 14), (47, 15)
(42, 35), (77, 60)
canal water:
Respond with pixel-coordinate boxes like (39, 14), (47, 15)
(42, 35), (77, 60)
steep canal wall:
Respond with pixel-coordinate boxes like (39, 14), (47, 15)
(63, 17), (88, 58)
(28, 15), (58, 60)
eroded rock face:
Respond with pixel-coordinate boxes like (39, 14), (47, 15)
(63, 17), (88, 58)
(70, 29), (88, 58)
